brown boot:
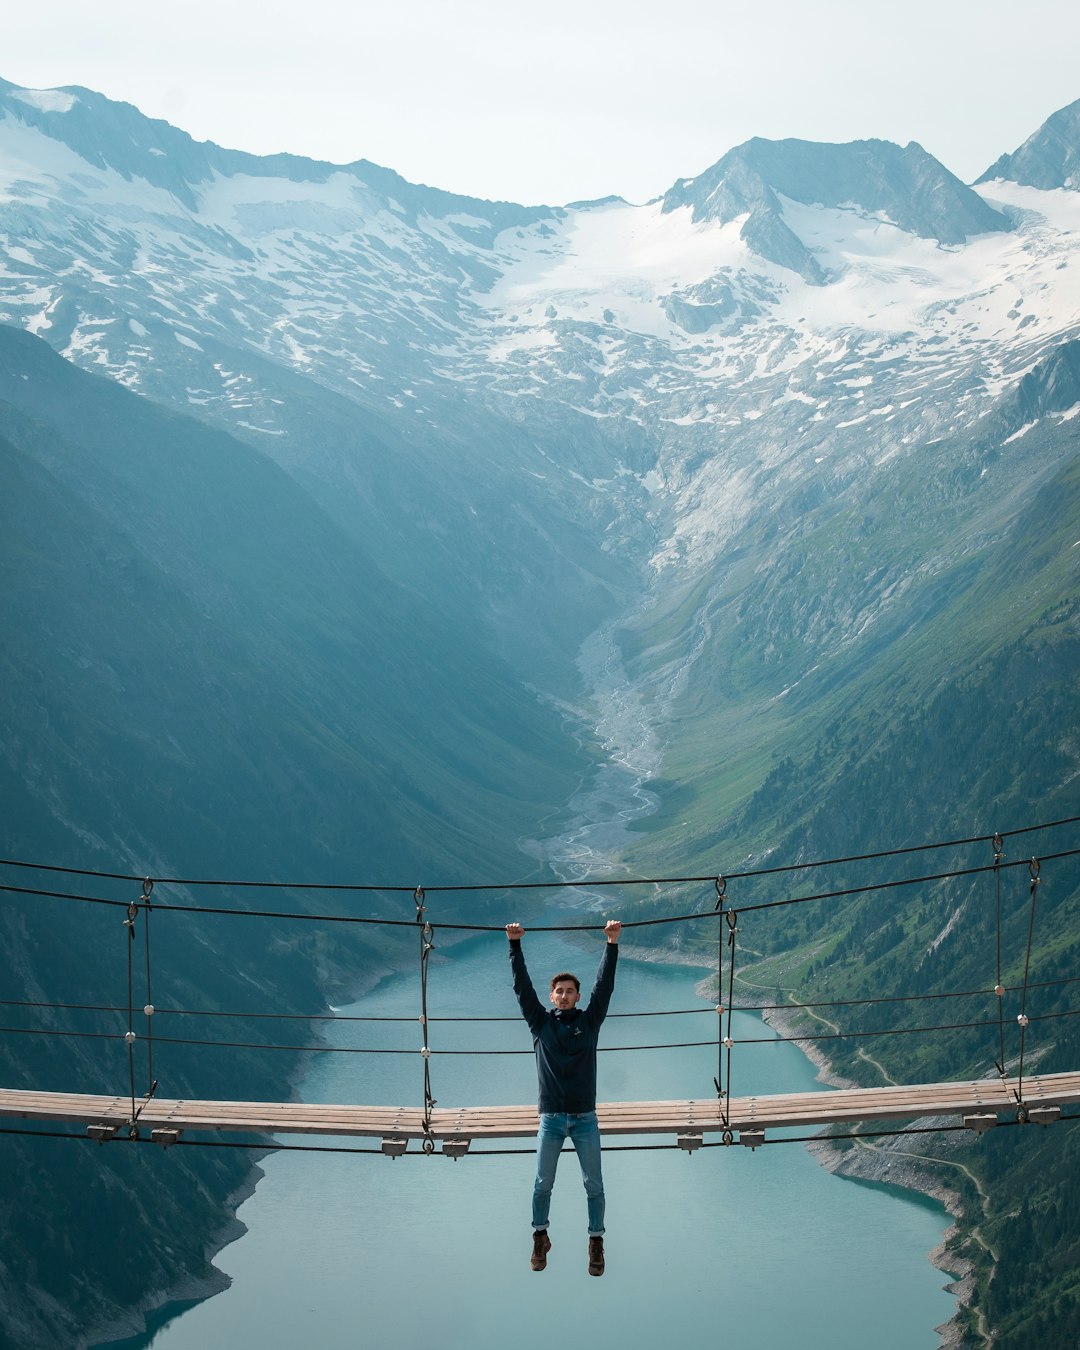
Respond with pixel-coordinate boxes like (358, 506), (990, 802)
(531, 1229), (551, 1271)
(588, 1235), (605, 1276)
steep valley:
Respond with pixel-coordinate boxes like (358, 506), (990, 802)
(1, 79), (1080, 1346)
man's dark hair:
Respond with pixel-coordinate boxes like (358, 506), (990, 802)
(550, 971), (581, 992)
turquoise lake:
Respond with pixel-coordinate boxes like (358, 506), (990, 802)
(134, 930), (957, 1349)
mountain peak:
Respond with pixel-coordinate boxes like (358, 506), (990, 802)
(977, 96), (1080, 191)
(0, 74), (552, 232)
(662, 136), (1010, 284)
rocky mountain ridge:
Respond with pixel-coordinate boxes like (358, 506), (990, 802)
(660, 136), (1009, 283)
(978, 95), (1080, 191)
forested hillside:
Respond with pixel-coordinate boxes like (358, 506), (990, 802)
(621, 414), (1080, 1345)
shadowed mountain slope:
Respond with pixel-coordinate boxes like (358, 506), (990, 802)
(0, 322), (597, 1348)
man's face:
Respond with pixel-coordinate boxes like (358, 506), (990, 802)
(550, 979), (581, 1011)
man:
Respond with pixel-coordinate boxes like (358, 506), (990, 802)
(505, 918), (621, 1277)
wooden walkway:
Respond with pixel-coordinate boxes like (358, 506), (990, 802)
(3, 1070), (1079, 1151)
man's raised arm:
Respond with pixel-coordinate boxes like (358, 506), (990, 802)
(587, 919), (620, 1026)
(506, 923), (545, 1031)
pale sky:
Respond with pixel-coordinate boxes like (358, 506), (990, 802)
(4, 1), (1079, 206)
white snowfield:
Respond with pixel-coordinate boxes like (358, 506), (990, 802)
(2, 88), (1080, 577)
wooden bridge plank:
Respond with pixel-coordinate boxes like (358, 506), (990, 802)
(3, 1071), (1079, 1141)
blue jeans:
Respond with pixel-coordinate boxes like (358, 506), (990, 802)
(532, 1111), (605, 1236)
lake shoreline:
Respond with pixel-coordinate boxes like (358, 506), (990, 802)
(623, 942), (975, 1349)
(762, 1002), (976, 1350)
(87, 953), (401, 1350)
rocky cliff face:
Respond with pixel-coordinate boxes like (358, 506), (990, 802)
(661, 136), (1009, 282)
(978, 95), (1080, 190)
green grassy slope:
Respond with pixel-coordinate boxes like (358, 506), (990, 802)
(615, 374), (1080, 1344)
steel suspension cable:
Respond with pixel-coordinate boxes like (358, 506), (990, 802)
(715, 906), (738, 1137)
(1, 813), (1077, 894)
(415, 888), (437, 1152)
(123, 898), (137, 1128)
(712, 877), (726, 1122)
(141, 879), (157, 1101)
(3, 1112), (1078, 1160)
(992, 833), (1008, 1081)
(1014, 859), (1042, 1115)
(9, 973), (1080, 1027)
(6, 1003), (1079, 1058)
(3, 845), (1080, 935)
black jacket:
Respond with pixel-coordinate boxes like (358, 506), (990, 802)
(509, 939), (618, 1112)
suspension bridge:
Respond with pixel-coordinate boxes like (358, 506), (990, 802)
(2, 816), (1080, 1158)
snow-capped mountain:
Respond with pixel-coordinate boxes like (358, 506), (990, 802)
(3, 73), (1080, 766)
(3, 78), (1080, 605)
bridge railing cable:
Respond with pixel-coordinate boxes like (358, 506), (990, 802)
(4, 1005), (1080, 1060)
(1, 812), (1077, 896)
(6, 973), (1080, 1027)
(3, 846), (1080, 933)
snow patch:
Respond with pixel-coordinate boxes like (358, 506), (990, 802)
(442, 212), (492, 229)
(11, 88), (77, 115)
(481, 199), (749, 341)
(1004, 421), (1037, 444)
(236, 420), (285, 436)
